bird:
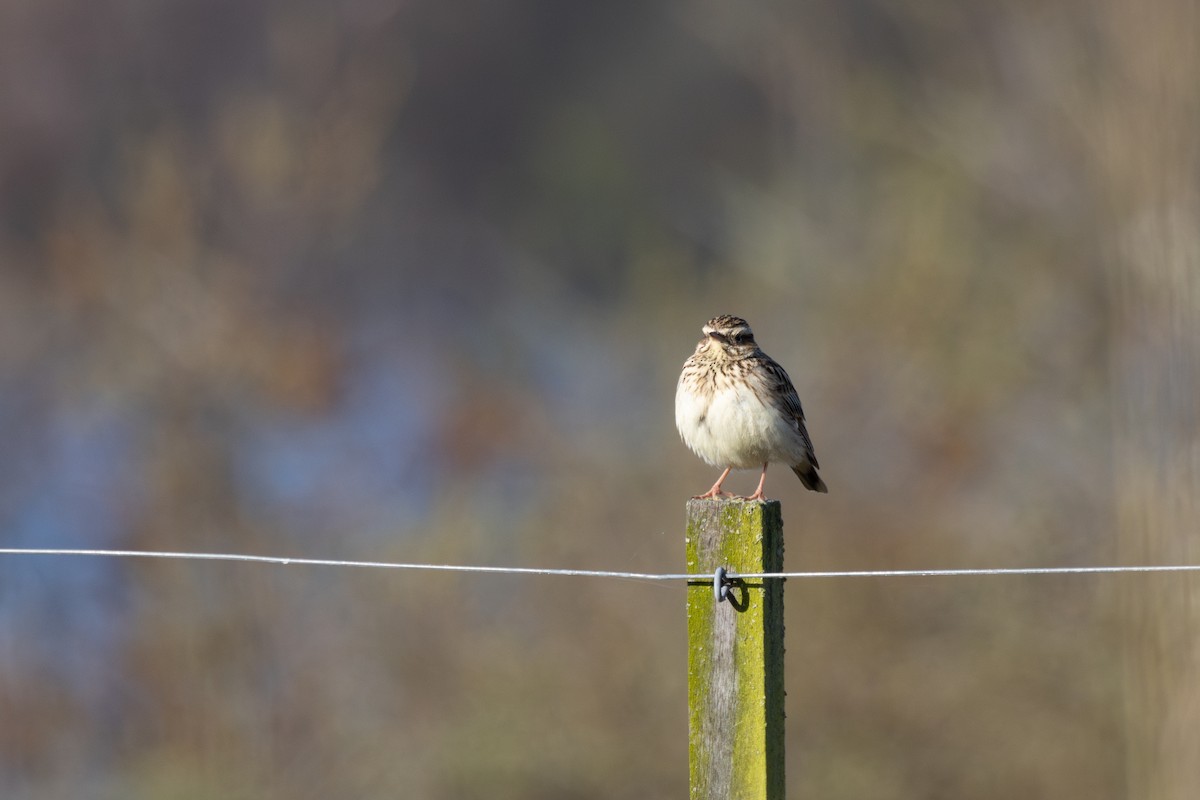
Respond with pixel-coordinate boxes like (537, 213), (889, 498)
(675, 314), (827, 501)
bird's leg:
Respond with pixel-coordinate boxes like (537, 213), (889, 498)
(693, 467), (734, 500)
(741, 463), (769, 501)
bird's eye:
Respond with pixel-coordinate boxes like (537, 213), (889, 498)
(732, 332), (750, 344)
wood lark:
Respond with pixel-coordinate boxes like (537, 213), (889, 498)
(675, 315), (827, 501)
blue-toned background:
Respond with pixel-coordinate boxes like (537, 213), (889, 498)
(2, 1), (1196, 797)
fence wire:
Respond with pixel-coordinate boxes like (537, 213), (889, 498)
(2, 548), (1199, 582)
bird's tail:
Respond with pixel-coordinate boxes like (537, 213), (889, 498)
(792, 463), (828, 493)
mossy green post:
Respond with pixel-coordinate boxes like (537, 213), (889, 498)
(686, 499), (785, 800)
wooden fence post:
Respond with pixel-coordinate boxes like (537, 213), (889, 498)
(686, 499), (785, 800)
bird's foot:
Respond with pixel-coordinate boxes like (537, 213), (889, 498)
(692, 488), (735, 500)
(693, 467), (734, 500)
(737, 463), (769, 501)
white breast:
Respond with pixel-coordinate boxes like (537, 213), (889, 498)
(676, 378), (796, 469)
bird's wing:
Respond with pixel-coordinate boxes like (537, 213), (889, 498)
(759, 357), (820, 468)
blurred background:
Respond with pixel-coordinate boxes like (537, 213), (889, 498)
(2, 0), (1198, 797)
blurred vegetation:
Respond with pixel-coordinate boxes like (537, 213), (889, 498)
(0, 0), (1196, 797)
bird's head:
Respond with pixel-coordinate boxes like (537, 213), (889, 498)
(698, 315), (757, 359)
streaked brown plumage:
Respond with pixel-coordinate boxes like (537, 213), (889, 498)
(675, 315), (827, 500)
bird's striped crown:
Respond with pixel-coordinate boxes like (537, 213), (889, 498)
(702, 315), (755, 346)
